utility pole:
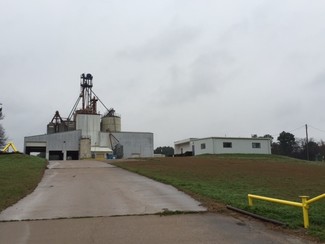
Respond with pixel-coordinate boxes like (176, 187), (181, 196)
(305, 124), (309, 161)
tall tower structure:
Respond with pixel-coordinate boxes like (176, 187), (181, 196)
(78, 73), (98, 114)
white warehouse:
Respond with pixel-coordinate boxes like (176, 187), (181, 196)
(174, 137), (272, 156)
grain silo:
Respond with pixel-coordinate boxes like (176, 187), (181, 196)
(101, 109), (121, 132)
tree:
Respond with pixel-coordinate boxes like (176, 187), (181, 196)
(301, 139), (320, 161)
(318, 140), (325, 159)
(154, 146), (174, 157)
(277, 131), (296, 156)
(262, 134), (274, 141)
(273, 131), (325, 161)
(0, 105), (7, 147)
(0, 125), (6, 147)
(271, 142), (281, 155)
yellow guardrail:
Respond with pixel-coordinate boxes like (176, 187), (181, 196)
(248, 193), (325, 228)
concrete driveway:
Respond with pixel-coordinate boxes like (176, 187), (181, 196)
(0, 160), (205, 221)
(0, 160), (316, 243)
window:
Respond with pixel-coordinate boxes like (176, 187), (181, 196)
(201, 143), (206, 149)
(223, 142), (232, 148)
(252, 142), (261, 148)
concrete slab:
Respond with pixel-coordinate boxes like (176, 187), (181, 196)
(0, 160), (205, 221)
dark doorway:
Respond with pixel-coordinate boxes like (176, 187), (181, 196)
(67, 151), (79, 160)
(49, 151), (63, 160)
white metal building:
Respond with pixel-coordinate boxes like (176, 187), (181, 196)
(175, 137), (271, 156)
(24, 115), (154, 160)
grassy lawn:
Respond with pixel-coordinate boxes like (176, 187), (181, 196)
(0, 154), (47, 212)
(113, 155), (325, 241)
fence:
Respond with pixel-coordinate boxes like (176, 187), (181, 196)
(248, 193), (325, 228)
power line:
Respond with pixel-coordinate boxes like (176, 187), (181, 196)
(288, 125), (305, 134)
(308, 125), (325, 134)
(238, 123), (325, 142)
(270, 124), (305, 138)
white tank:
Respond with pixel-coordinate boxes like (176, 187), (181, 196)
(101, 116), (121, 132)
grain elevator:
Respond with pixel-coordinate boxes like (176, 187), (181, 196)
(24, 74), (154, 160)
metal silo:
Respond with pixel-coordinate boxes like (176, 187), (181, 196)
(101, 116), (121, 132)
(101, 109), (121, 132)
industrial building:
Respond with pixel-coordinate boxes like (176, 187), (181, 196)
(174, 137), (271, 156)
(24, 74), (154, 160)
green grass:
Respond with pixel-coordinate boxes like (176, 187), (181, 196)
(0, 154), (47, 212)
(113, 155), (325, 241)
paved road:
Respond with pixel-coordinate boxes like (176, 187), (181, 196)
(0, 160), (315, 243)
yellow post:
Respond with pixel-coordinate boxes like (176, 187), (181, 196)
(300, 196), (309, 228)
(248, 195), (253, 206)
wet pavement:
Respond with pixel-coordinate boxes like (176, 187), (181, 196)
(0, 160), (316, 243)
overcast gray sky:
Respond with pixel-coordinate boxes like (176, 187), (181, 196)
(2, 0), (325, 150)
